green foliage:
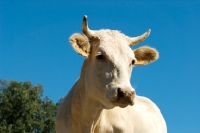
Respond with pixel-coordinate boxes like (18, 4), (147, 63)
(0, 80), (61, 133)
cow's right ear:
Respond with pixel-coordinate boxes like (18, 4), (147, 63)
(69, 33), (90, 57)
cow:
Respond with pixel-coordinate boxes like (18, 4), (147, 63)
(56, 15), (167, 133)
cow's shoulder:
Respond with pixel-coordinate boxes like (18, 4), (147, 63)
(95, 96), (166, 133)
(135, 96), (160, 112)
(133, 96), (167, 132)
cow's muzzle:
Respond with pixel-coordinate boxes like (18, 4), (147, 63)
(111, 87), (135, 107)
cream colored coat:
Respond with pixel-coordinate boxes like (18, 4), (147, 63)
(56, 16), (167, 133)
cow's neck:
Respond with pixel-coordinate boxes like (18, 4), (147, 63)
(70, 61), (103, 133)
(71, 88), (103, 132)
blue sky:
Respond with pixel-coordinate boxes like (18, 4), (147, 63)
(0, 0), (200, 132)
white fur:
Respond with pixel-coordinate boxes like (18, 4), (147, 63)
(56, 30), (167, 133)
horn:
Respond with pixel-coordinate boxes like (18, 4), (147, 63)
(129, 29), (151, 46)
(82, 15), (95, 39)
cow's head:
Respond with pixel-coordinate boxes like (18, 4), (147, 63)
(69, 16), (158, 109)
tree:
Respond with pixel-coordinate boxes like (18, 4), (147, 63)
(0, 80), (59, 133)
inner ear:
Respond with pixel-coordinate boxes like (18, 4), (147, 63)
(69, 33), (90, 57)
(133, 46), (159, 66)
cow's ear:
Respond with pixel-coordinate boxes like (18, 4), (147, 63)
(69, 33), (90, 57)
(133, 46), (159, 66)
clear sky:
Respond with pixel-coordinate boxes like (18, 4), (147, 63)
(1, 0), (200, 132)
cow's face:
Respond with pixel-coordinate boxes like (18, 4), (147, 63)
(69, 16), (159, 109)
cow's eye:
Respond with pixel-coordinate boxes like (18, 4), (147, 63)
(96, 54), (105, 61)
(131, 60), (135, 65)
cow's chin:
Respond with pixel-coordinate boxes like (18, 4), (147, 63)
(102, 97), (135, 109)
(100, 101), (130, 109)
(98, 98), (135, 109)
(111, 101), (135, 108)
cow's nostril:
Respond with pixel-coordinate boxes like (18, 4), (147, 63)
(117, 88), (124, 99)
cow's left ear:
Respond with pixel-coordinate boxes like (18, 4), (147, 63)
(69, 33), (90, 57)
(133, 46), (159, 66)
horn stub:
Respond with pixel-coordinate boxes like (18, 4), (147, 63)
(82, 15), (95, 39)
(129, 29), (151, 46)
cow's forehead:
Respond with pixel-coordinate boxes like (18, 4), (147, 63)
(95, 30), (129, 43)
(93, 30), (135, 61)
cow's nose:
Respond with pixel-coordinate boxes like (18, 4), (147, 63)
(117, 87), (135, 105)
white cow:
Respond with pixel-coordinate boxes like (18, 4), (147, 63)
(56, 16), (167, 133)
